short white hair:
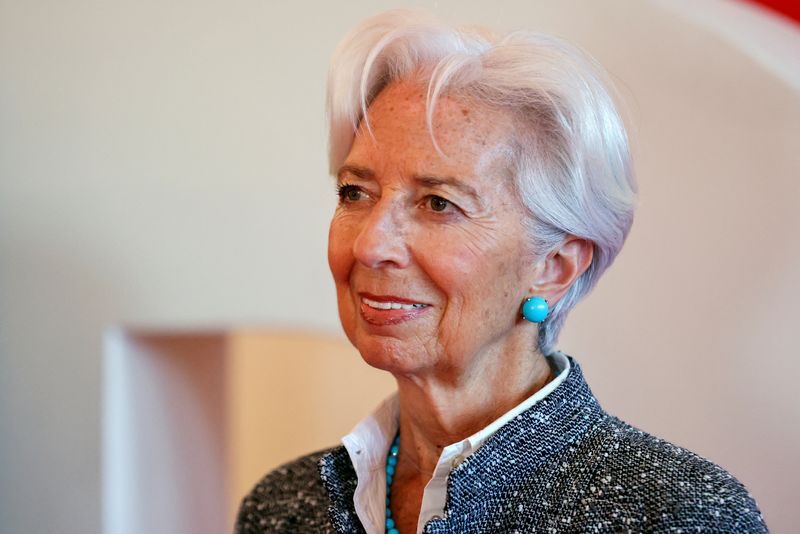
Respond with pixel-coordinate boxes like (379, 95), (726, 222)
(327, 9), (637, 354)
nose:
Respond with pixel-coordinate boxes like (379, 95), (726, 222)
(352, 199), (410, 269)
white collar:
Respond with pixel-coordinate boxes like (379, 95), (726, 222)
(341, 352), (571, 534)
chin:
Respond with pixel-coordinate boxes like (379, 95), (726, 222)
(351, 334), (430, 376)
(338, 299), (436, 375)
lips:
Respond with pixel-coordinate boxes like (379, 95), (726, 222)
(358, 292), (430, 325)
(362, 296), (426, 310)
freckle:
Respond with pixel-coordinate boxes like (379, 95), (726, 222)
(461, 108), (470, 116)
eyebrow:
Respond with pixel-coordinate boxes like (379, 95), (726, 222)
(336, 164), (374, 182)
(413, 174), (480, 203)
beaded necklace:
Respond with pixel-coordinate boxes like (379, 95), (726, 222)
(385, 433), (400, 534)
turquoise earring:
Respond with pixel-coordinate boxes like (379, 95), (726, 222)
(522, 296), (549, 323)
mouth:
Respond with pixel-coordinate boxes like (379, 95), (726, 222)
(357, 293), (430, 325)
(361, 296), (427, 311)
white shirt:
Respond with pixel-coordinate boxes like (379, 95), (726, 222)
(341, 352), (571, 534)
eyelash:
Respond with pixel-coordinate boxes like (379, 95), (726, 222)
(336, 183), (363, 203)
(336, 183), (458, 214)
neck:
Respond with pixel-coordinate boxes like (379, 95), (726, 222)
(393, 341), (553, 477)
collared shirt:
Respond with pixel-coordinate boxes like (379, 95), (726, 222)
(341, 352), (571, 534)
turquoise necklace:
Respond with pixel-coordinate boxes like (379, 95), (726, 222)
(385, 433), (400, 534)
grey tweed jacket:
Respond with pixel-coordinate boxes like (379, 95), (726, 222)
(235, 357), (768, 533)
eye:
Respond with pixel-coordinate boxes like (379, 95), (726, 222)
(427, 195), (452, 212)
(337, 184), (365, 203)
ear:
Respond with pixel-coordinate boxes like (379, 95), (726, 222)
(529, 236), (594, 305)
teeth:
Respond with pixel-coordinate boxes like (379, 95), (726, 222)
(363, 297), (426, 311)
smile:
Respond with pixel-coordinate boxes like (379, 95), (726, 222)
(361, 297), (427, 310)
(357, 293), (431, 326)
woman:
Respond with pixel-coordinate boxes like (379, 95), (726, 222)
(236, 10), (767, 533)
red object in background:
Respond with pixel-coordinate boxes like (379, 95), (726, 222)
(747, 0), (800, 25)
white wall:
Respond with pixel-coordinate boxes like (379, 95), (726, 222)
(1, 1), (798, 532)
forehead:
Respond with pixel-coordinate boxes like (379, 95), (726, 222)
(346, 80), (515, 180)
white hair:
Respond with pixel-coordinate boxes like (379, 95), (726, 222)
(327, 9), (637, 354)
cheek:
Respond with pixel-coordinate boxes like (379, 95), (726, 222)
(327, 217), (354, 283)
(416, 229), (525, 309)
(415, 235), (492, 300)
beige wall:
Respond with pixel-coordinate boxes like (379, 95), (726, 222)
(1, 1), (798, 532)
(102, 330), (393, 533)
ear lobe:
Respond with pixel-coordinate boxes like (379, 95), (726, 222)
(529, 236), (593, 305)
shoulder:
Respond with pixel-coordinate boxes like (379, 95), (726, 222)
(581, 416), (768, 532)
(234, 448), (335, 534)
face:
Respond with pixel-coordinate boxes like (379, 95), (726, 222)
(328, 80), (539, 379)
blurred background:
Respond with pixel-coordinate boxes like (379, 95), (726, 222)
(1, 0), (798, 532)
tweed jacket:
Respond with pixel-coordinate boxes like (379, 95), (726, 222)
(235, 358), (768, 533)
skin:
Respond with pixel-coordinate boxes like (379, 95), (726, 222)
(328, 79), (593, 533)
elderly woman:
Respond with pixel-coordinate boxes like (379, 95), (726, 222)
(236, 10), (767, 534)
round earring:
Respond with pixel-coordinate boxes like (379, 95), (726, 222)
(522, 296), (549, 323)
